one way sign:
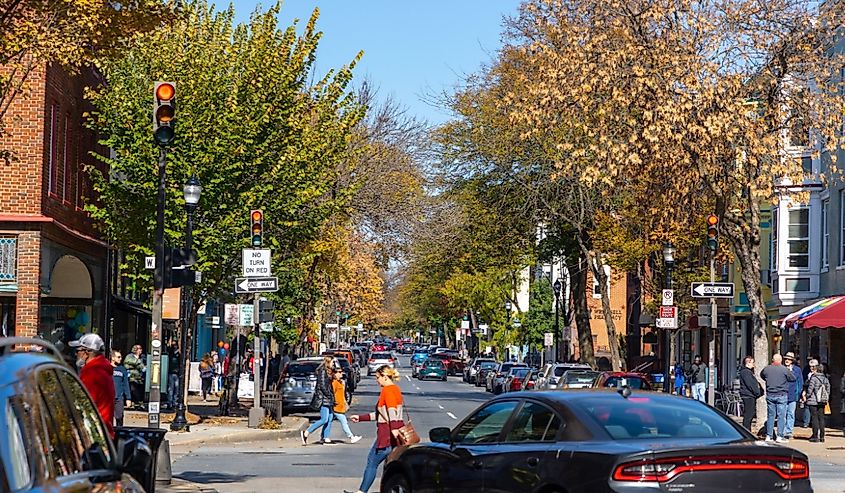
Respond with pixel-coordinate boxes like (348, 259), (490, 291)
(691, 282), (734, 298)
(235, 277), (279, 293)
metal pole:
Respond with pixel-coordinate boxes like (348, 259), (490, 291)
(171, 205), (194, 431)
(248, 294), (264, 427)
(708, 256), (717, 406)
(148, 147), (166, 428)
(663, 265), (673, 393)
(554, 294), (560, 363)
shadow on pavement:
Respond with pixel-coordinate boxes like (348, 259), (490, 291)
(176, 471), (254, 485)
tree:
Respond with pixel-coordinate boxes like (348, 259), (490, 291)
(85, 1), (365, 339)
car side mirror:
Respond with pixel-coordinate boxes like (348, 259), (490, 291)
(429, 427), (452, 444)
(117, 436), (152, 477)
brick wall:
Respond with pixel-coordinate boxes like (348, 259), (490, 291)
(14, 231), (40, 337)
(587, 268), (628, 352)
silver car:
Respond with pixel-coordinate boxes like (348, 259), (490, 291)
(367, 352), (395, 375)
(535, 363), (593, 390)
(279, 360), (321, 411)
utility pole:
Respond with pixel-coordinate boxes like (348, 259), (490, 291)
(708, 255), (717, 406)
(149, 146), (166, 428)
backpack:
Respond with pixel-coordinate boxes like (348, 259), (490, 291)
(813, 375), (830, 404)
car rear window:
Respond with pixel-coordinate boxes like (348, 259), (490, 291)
(480, 362), (498, 369)
(604, 376), (650, 390)
(573, 397), (745, 440)
(287, 363), (319, 375)
(501, 363), (526, 372)
(425, 360), (445, 368)
(372, 353), (392, 359)
(511, 368), (530, 377)
(564, 371), (598, 385)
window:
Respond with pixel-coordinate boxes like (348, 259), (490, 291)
(822, 199), (830, 269)
(0, 237), (16, 282)
(3, 398), (32, 491)
(800, 156), (813, 175)
(37, 369), (85, 475)
(592, 265), (611, 298)
(787, 208), (809, 268)
(57, 370), (112, 464)
(504, 402), (562, 443)
(62, 113), (72, 202)
(841, 190), (845, 266)
(47, 102), (58, 195)
(771, 209), (778, 271)
(454, 401), (518, 444)
(784, 278), (810, 292)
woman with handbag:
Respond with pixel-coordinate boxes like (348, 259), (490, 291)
(345, 365), (412, 493)
(301, 356), (336, 445)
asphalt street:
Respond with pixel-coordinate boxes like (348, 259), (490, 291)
(171, 356), (845, 493)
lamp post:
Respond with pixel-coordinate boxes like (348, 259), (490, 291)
(662, 243), (675, 394)
(553, 279), (562, 363)
(505, 301), (512, 361)
(171, 175), (201, 432)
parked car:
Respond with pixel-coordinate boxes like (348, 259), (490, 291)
(367, 352), (396, 375)
(486, 362), (527, 394)
(325, 350), (360, 384)
(502, 367), (531, 392)
(417, 359), (448, 381)
(279, 359), (321, 412)
(592, 371), (654, 390)
(427, 351), (465, 376)
(522, 368), (539, 390)
(474, 361), (499, 387)
(350, 347), (366, 368)
(535, 362), (593, 390)
(463, 357), (496, 383)
(560, 369), (600, 389)
(380, 390), (812, 493)
(0, 337), (153, 493)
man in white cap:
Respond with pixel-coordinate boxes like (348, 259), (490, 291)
(70, 333), (116, 436)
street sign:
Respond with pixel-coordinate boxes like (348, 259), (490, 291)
(210, 316), (220, 326)
(259, 322), (273, 333)
(661, 289), (674, 306)
(145, 256), (155, 270)
(479, 324), (489, 335)
(224, 304), (239, 325)
(562, 326), (571, 341)
(658, 306), (676, 318)
(691, 282), (735, 298)
(544, 332), (554, 346)
(656, 317), (677, 329)
(239, 304), (254, 326)
(242, 249), (272, 277)
(234, 276), (279, 293)
(461, 320), (470, 329)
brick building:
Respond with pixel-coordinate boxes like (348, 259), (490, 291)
(0, 62), (149, 353)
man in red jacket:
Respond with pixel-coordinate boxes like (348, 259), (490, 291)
(71, 333), (116, 436)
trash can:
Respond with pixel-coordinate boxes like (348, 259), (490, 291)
(114, 426), (168, 493)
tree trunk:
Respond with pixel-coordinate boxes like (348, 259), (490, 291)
(572, 259), (596, 367)
(589, 249), (623, 372)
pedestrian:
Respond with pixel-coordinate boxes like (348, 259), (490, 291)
(800, 356), (815, 427)
(331, 366), (362, 444)
(783, 352), (803, 439)
(673, 361), (686, 396)
(212, 352), (222, 394)
(71, 334), (115, 437)
(738, 356), (763, 431)
(803, 360), (831, 443)
(345, 366), (405, 493)
(111, 349), (131, 428)
(124, 344), (146, 410)
(761, 353), (796, 442)
(300, 355), (336, 445)
(687, 355), (707, 402)
(200, 353), (214, 401)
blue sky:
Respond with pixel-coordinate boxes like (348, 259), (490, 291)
(230, 1), (522, 125)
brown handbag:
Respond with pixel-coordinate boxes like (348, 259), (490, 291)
(378, 406), (420, 446)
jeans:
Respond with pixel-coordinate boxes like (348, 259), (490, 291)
(765, 394), (788, 439)
(306, 405), (333, 440)
(809, 404), (826, 440)
(359, 441), (392, 493)
(741, 396), (757, 431)
(334, 412), (354, 438)
(800, 405), (811, 426)
(785, 401), (797, 437)
(692, 382), (706, 402)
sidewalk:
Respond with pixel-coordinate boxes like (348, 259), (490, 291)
(158, 478), (220, 493)
(732, 416), (845, 463)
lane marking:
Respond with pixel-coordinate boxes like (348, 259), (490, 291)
(447, 412), (458, 420)
(438, 404), (444, 410)
(405, 375), (411, 381)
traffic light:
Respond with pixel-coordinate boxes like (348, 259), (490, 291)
(258, 299), (274, 323)
(153, 81), (176, 146)
(706, 214), (719, 252)
(250, 209), (263, 247)
(163, 247), (197, 288)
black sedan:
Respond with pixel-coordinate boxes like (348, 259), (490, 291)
(381, 389), (811, 493)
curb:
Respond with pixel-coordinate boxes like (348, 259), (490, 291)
(167, 417), (309, 448)
(157, 478), (219, 493)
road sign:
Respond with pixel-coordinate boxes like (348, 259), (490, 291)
(145, 256), (155, 270)
(544, 332), (554, 346)
(658, 306), (676, 318)
(691, 282), (734, 298)
(562, 326), (572, 341)
(224, 304), (239, 325)
(656, 317), (677, 329)
(239, 304), (254, 326)
(235, 276), (279, 293)
(242, 249), (272, 277)
(662, 289), (674, 306)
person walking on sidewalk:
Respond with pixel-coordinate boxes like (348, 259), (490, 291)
(124, 344), (145, 410)
(803, 360), (831, 443)
(761, 353), (796, 442)
(673, 361), (686, 396)
(783, 352), (803, 439)
(331, 367), (362, 444)
(199, 353), (214, 402)
(111, 349), (131, 428)
(738, 356), (763, 431)
(688, 355), (707, 402)
(72, 334), (115, 437)
(300, 355), (336, 445)
(344, 366), (405, 493)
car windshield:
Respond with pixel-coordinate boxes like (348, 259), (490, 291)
(372, 353), (392, 360)
(572, 396), (746, 441)
(286, 363), (319, 376)
(335, 359), (350, 368)
(480, 362), (498, 369)
(500, 363), (525, 372)
(564, 371), (598, 385)
(604, 376), (649, 389)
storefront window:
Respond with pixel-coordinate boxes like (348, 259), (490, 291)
(38, 305), (94, 358)
(1, 298), (15, 337)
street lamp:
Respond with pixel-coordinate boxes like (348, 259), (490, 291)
(171, 175), (201, 432)
(662, 242), (675, 394)
(553, 279), (562, 363)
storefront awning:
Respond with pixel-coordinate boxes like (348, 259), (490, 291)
(780, 296), (845, 329)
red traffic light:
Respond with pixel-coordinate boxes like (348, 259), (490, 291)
(251, 210), (263, 222)
(706, 214), (719, 227)
(156, 82), (175, 101)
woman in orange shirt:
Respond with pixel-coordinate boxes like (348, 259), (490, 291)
(332, 368), (362, 443)
(346, 366), (404, 493)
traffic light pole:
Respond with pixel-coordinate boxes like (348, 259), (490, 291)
(149, 147), (167, 428)
(171, 199), (195, 432)
(707, 255), (717, 406)
(248, 294), (264, 427)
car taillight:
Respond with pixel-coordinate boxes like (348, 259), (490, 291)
(612, 456), (810, 482)
(369, 358), (375, 363)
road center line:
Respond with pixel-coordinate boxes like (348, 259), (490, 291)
(405, 375), (411, 381)
(447, 412), (458, 420)
(438, 404), (444, 409)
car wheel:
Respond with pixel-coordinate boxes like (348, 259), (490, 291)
(383, 473), (412, 493)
